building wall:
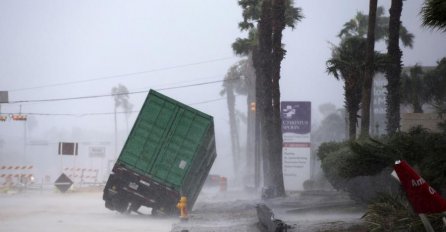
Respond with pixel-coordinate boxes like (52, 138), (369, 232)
(401, 113), (443, 133)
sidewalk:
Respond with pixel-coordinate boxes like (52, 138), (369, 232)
(171, 189), (367, 232)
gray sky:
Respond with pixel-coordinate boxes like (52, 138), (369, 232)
(0, 1), (445, 178)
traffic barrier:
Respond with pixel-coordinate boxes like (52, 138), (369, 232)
(219, 176), (227, 192)
(0, 165), (33, 170)
(0, 165), (34, 188)
(64, 167), (99, 183)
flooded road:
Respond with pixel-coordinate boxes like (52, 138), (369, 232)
(0, 190), (175, 232)
(0, 188), (366, 232)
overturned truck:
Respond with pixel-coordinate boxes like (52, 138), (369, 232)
(103, 90), (217, 215)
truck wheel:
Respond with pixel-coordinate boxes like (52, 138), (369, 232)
(112, 198), (129, 213)
(128, 202), (141, 213)
(105, 200), (114, 210)
(151, 207), (159, 216)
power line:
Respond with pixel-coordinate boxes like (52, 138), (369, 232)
(8, 57), (237, 92)
(6, 78), (238, 104)
(157, 79), (225, 91)
(0, 98), (227, 117)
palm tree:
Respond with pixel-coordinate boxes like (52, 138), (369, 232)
(401, 65), (428, 113)
(327, 37), (367, 140)
(111, 84), (133, 158)
(424, 58), (446, 106)
(221, 67), (241, 178)
(338, 6), (414, 47)
(327, 38), (388, 140)
(233, 0), (302, 193)
(336, 5), (413, 138)
(411, 58), (446, 131)
(421, 0), (446, 32)
(220, 59), (254, 182)
(386, 0), (404, 135)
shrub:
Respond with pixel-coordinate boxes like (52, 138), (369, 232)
(364, 193), (446, 232)
(317, 128), (446, 203)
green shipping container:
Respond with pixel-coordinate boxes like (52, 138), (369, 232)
(103, 90), (217, 214)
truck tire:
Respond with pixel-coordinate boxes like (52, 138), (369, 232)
(105, 200), (114, 210)
(112, 197), (129, 213)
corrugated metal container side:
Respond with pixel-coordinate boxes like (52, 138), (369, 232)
(106, 89), (216, 212)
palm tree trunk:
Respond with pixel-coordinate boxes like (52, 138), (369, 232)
(270, 0), (286, 196)
(258, 0), (274, 188)
(245, 54), (258, 187)
(227, 86), (240, 179)
(252, 48), (263, 189)
(345, 76), (360, 140)
(114, 106), (118, 159)
(386, 0), (403, 135)
(360, 0), (377, 139)
(247, 86), (255, 185)
(348, 110), (357, 140)
(413, 97), (423, 113)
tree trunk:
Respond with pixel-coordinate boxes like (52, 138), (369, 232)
(413, 97), (423, 113)
(226, 86), (240, 179)
(345, 75), (360, 140)
(114, 106), (118, 159)
(252, 48), (263, 189)
(246, 54), (257, 187)
(270, 0), (286, 196)
(360, 0), (377, 139)
(258, 0), (274, 188)
(348, 110), (357, 140)
(386, 0), (403, 135)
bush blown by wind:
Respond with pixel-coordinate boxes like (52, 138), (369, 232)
(317, 127), (446, 202)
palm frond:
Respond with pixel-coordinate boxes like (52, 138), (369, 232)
(421, 0), (446, 32)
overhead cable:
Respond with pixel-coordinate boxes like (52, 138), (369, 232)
(0, 98), (227, 117)
(8, 56), (237, 92)
(7, 79), (238, 104)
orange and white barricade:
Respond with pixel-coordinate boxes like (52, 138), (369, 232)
(0, 165), (34, 188)
(64, 167), (99, 183)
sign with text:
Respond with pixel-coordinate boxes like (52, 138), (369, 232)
(89, 146), (106, 158)
(394, 160), (446, 214)
(281, 101), (311, 191)
(372, 74), (387, 135)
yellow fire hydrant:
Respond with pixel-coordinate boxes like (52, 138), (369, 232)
(176, 196), (188, 221)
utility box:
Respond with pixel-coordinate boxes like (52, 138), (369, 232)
(103, 90), (217, 215)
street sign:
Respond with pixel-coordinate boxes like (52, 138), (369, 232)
(54, 173), (73, 193)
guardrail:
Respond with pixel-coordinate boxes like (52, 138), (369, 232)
(256, 203), (289, 232)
